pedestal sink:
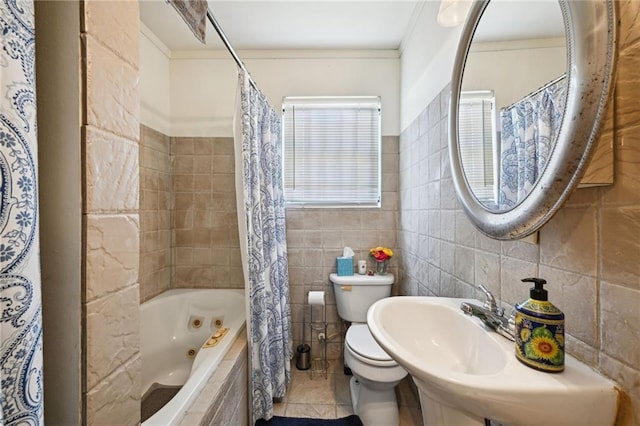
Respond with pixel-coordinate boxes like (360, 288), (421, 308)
(367, 296), (619, 426)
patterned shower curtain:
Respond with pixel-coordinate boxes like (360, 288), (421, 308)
(234, 70), (292, 423)
(0, 0), (43, 424)
(498, 75), (567, 209)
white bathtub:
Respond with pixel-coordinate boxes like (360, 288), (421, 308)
(140, 289), (246, 425)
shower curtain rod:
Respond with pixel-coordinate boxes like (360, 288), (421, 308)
(206, 9), (256, 88)
(519, 73), (566, 103)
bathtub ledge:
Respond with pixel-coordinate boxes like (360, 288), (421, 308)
(178, 329), (248, 426)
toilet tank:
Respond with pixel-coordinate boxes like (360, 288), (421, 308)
(330, 273), (394, 323)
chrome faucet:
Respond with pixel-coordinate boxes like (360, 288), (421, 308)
(478, 284), (504, 316)
(461, 286), (515, 341)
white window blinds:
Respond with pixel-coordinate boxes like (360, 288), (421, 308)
(458, 91), (497, 205)
(282, 96), (381, 207)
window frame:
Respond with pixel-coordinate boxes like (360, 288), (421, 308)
(281, 96), (382, 209)
(458, 90), (499, 206)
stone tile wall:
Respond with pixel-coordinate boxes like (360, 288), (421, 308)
(286, 136), (399, 361)
(81, 1), (141, 424)
(397, 3), (640, 422)
(139, 125), (172, 301)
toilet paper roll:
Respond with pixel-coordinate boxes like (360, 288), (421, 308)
(308, 291), (326, 306)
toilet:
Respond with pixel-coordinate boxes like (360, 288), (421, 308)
(330, 273), (407, 426)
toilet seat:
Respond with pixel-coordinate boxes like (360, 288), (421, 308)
(346, 324), (398, 367)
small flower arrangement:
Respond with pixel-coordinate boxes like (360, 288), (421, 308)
(369, 246), (393, 263)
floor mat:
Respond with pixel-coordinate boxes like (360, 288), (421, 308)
(141, 384), (182, 423)
(255, 415), (363, 426)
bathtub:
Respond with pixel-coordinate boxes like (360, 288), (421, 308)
(140, 289), (246, 425)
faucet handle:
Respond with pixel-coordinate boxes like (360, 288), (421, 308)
(478, 285), (504, 316)
(478, 284), (496, 306)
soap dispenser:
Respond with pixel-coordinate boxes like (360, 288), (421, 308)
(515, 278), (564, 373)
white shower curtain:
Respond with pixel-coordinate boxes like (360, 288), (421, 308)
(0, 0), (43, 424)
(234, 70), (292, 423)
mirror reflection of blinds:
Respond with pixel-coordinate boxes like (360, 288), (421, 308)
(282, 97), (381, 207)
(458, 91), (496, 204)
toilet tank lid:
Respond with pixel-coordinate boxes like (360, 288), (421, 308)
(329, 273), (394, 285)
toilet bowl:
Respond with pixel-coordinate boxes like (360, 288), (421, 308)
(344, 324), (407, 426)
(329, 273), (406, 425)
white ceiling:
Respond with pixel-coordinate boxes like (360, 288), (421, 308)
(472, 1), (564, 43)
(139, 0), (566, 53)
(139, 0), (423, 51)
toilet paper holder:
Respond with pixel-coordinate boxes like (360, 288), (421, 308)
(305, 291), (328, 379)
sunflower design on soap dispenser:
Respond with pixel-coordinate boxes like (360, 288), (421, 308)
(523, 326), (563, 366)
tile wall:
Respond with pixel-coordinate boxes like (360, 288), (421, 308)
(138, 132), (244, 303)
(172, 137), (243, 289)
(286, 136), (399, 361)
(139, 125), (172, 301)
(81, 1), (141, 424)
(397, 3), (640, 421)
(139, 131), (400, 363)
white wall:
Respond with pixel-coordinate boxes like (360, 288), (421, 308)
(399, 5), (567, 133)
(140, 44), (401, 137)
(168, 53), (236, 137)
(400, 1), (464, 131)
(140, 24), (171, 136)
(171, 51), (400, 136)
(141, 4), (446, 137)
(463, 38), (566, 112)
(245, 53), (401, 136)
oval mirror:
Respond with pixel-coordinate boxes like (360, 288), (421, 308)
(449, 0), (616, 239)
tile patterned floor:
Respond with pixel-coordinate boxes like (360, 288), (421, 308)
(274, 362), (422, 425)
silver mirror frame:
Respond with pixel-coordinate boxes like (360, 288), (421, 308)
(449, 0), (617, 240)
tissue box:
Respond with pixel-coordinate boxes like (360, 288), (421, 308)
(336, 257), (354, 276)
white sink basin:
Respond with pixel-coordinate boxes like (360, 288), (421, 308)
(367, 296), (619, 426)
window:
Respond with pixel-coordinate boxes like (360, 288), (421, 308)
(282, 96), (381, 207)
(458, 91), (497, 205)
